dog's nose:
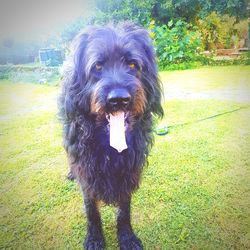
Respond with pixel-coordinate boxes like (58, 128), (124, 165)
(107, 89), (131, 109)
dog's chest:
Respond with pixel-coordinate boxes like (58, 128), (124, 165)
(90, 125), (145, 171)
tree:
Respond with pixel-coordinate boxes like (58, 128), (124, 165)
(92, 0), (248, 26)
(199, 0), (248, 21)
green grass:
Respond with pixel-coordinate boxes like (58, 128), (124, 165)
(160, 65), (250, 92)
(0, 65), (249, 249)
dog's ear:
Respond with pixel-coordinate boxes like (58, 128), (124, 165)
(71, 31), (89, 85)
(60, 30), (90, 119)
(142, 40), (164, 119)
(134, 27), (164, 118)
(121, 22), (163, 118)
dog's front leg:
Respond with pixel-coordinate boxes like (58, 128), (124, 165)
(117, 198), (143, 250)
(83, 195), (105, 250)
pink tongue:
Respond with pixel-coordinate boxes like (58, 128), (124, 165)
(109, 112), (127, 153)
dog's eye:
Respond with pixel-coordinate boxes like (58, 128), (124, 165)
(95, 63), (103, 71)
(128, 62), (136, 70)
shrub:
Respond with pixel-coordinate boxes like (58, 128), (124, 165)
(234, 19), (248, 47)
(151, 20), (202, 70)
(196, 12), (225, 50)
(0, 65), (60, 84)
(196, 12), (248, 50)
(0, 65), (12, 80)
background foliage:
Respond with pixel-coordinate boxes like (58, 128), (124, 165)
(92, 0), (248, 25)
(151, 20), (202, 69)
(0, 0), (248, 68)
(89, 0), (248, 69)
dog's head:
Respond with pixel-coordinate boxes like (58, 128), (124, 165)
(62, 22), (163, 124)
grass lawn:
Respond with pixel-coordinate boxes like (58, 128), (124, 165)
(0, 65), (249, 249)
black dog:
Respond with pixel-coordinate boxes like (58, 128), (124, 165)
(59, 22), (163, 250)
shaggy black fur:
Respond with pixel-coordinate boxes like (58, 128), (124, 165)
(59, 22), (163, 250)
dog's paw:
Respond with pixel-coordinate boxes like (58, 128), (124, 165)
(84, 234), (105, 250)
(118, 232), (143, 250)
